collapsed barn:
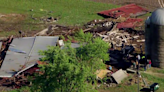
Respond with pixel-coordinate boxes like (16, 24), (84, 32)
(0, 36), (80, 88)
(0, 4), (155, 89)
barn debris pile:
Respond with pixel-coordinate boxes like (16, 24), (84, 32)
(95, 24), (145, 49)
(0, 4), (149, 89)
(34, 24), (79, 37)
(85, 4), (147, 51)
(0, 36), (79, 88)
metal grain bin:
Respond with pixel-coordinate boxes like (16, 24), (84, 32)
(147, 8), (164, 68)
(145, 17), (151, 58)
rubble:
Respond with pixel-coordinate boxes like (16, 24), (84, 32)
(95, 24), (144, 48)
(34, 25), (58, 36)
(84, 19), (114, 34)
(0, 3), (148, 90)
(34, 24), (79, 37)
(30, 14), (59, 23)
(85, 19), (114, 28)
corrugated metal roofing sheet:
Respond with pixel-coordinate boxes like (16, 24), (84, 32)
(117, 18), (143, 29)
(98, 4), (148, 18)
(0, 36), (59, 77)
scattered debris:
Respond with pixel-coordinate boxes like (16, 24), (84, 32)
(34, 25), (79, 37)
(57, 40), (64, 47)
(137, 39), (145, 42)
(34, 25), (58, 36)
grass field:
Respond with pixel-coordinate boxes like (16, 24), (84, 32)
(0, 0), (152, 37)
(0, 0), (119, 37)
(0, 0), (119, 25)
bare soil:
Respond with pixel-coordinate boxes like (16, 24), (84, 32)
(0, 14), (26, 22)
(0, 14), (26, 34)
(87, 0), (160, 11)
(0, 14), (48, 37)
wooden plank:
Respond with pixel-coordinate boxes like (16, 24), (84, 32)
(96, 69), (111, 79)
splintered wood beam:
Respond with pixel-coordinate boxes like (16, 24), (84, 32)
(158, 0), (164, 8)
(162, 0), (164, 7)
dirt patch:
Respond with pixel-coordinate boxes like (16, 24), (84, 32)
(87, 0), (160, 11)
(0, 14), (46, 37)
(0, 14), (27, 33)
(0, 14), (26, 23)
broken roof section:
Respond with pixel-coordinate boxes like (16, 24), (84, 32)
(0, 36), (59, 77)
(117, 18), (143, 29)
(98, 4), (148, 18)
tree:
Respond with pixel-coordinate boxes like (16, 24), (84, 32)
(31, 30), (109, 92)
(74, 30), (109, 78)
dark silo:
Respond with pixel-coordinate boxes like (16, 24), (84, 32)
(145, 17), (151, 58)
(145, 8), (164, 68)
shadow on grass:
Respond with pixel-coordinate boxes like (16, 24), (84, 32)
(140, 88), (150, 92)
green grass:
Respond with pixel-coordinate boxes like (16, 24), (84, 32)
(138, 13), (151, 20)
(99, 84), (139, 92)
(0, 0), (119, 37)
(0, 0), (119, 26)
(98, 74), (140, 92)
(141, 73), (164, 92)
(147, 67), (164, 74)
(0, 31), (17, 37)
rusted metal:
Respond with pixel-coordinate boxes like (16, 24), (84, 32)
(98, 4), (148, 18)
(117, 18), (143, 29)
